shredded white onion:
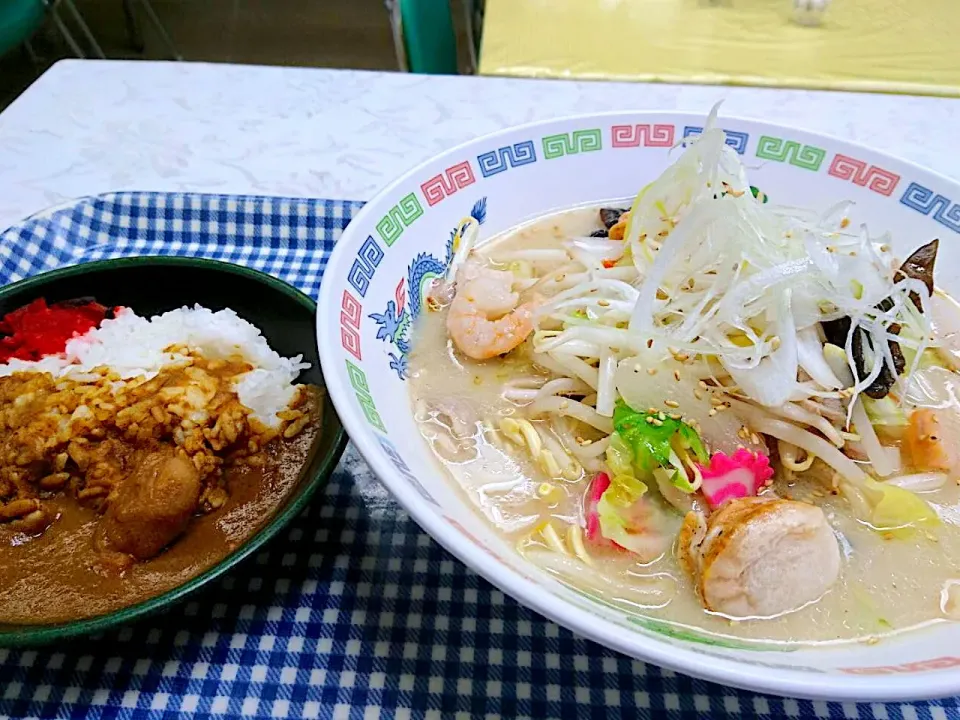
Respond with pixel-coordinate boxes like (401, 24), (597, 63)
(822, 344), (895, 476)
(439, 105), (949, 542)
(596, 348), (618, 417)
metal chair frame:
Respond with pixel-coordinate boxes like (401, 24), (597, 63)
(121, 0), (182, 60)
(21, 0), (181, 63)
(44, 0), (106, 59)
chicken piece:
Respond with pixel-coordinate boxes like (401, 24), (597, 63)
(677, 510), (705, 578)
(678, 496), (841, 618)
(97, 449), (201, 560)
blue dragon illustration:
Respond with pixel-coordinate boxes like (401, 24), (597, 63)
(369, 197), (487, 379)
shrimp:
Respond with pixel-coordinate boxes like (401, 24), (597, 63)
(446, 261), (535, 360)
(906, 408), (958, 474)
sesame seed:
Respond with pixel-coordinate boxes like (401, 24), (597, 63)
(880, 243), (891, 252)
(698, 381), (709, 390)
(708, 408), (718, 417)
(669, 413), (682, 421)
(668, 346), (680, 356)
(676, 353), (690, 362)
(693, 390), (703, 400)
(750, 432), (761, 445)
(645, 416), (655, 425)
(646, 339), (654, 348)
(597, 299), (610, 307)
(634, 363), (643, 373)
(647, 368), (658, 376)
(647, 407), (659, 415)
(658, 412), (667, 421)
(664, 399), (680, 408)
(673, 370), (682, 381)
(582, 439), (593, 446)
(652, 418), (664, 426)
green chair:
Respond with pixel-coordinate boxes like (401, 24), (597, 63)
(0, 0), (45, 58)
(0, 0), (106, 61)
(388, 0), (480, 74)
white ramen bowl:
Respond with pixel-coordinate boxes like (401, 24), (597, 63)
(317, 111), (960, 701)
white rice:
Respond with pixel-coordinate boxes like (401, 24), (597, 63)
(0, 305), (309, 428)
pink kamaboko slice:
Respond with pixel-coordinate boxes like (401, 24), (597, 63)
(584, 472), (612, 544)
(584, 472), (633, 552)
(698, 449), (774, 509)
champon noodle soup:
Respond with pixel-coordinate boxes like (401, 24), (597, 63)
(0, 301), (323, 624)
(407, 106), (960, 647)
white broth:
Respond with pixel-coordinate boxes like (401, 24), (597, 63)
(408, 206), (960, 648)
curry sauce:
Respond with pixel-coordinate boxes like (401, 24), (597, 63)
(0, 372), (323, 625)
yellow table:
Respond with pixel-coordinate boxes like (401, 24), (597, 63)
(479, 0), (960, 97)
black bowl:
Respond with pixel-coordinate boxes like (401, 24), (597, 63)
(0, 256), (345, 646)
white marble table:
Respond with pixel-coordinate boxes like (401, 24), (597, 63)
(1, 59), (960, 232)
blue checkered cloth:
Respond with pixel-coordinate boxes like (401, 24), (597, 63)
(0, 191), (957, 720)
